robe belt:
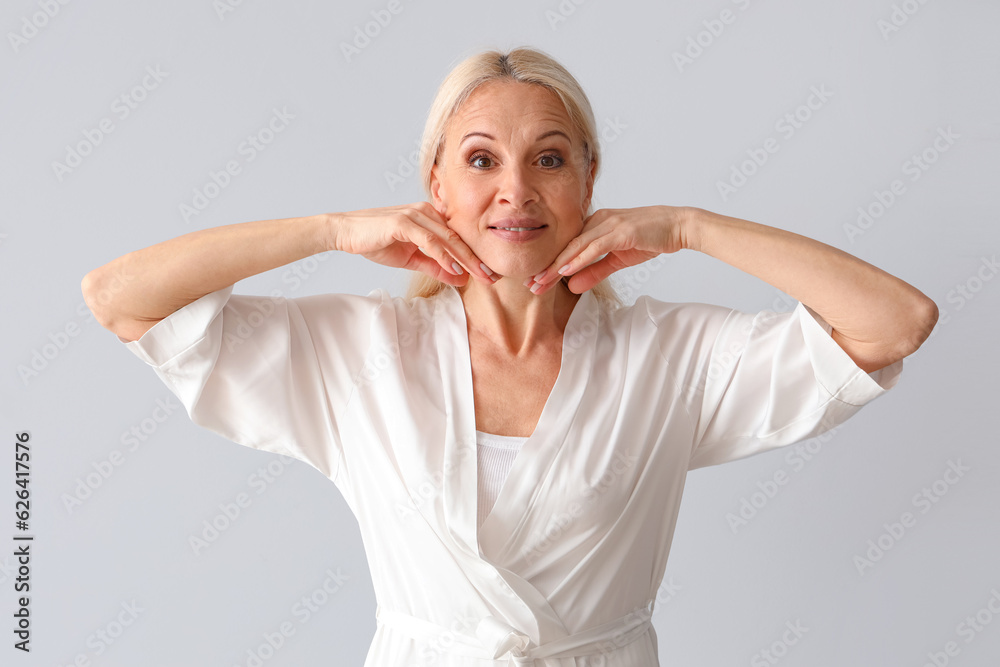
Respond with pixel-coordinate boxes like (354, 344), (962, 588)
(375, 601), (654, 665)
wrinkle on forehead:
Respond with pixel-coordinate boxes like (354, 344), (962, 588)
(443, 82), (580, 156)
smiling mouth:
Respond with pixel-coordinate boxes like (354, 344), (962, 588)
(489, 225), (547, 231)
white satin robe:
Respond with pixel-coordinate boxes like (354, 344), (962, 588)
(123, 282), (901, 666)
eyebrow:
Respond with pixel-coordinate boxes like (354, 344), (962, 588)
(459, 129), (572, 145)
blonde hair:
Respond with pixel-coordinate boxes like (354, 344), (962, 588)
(405, 46), (623, 310)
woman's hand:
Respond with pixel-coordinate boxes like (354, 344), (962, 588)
(330, 202), (495, 287)
(526, 205), (692, 295)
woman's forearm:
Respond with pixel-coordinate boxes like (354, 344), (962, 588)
(683, 206), (938, 372)
(82, 214), (332, 342)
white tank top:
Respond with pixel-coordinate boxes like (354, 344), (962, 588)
(476, 430), (528, 530)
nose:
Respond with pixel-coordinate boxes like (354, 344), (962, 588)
(496, 161), (538, 209)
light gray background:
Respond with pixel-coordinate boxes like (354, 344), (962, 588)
(1, 0), (997, 665)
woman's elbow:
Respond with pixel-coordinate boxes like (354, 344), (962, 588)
(81, 268), (125, 334)
(882, 295), (939, 368)
(903, 295), (939, 353)
(839, 296), (939, 373)
(81, 269), (109, 328)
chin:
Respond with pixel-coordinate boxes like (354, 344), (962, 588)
(484, 257), (547, 278)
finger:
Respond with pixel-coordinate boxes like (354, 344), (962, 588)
(414, 245), (469, 284)
(408, 208), (495, 285)
(532, 229), (619, 290)
(438, 226), (497, 285)
(529, 210), (617, 289)
(534, 253), (617, 296)
(409, 251), (469, 286)
(400, 216), (468, 279)
(570, 253), (625, 291)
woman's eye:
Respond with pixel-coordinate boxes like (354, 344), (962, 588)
(469, 153), (563, 169)
(470, 153), (492, 169)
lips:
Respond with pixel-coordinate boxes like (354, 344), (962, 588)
(488, 225), (546, 242)
(488, 218), (546, 231)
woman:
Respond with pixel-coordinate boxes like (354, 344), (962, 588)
(82, 47), (937, 666)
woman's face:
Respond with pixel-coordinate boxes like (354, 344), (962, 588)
(430, 81), (596, 280)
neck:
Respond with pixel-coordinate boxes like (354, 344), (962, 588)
(457, 276), (581, 356)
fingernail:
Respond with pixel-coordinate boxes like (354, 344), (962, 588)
(480, 262), (494, 276)
(523, 278), (533, 287)
(557, 264), (571, 275)
(451, 261), (463, 275)
(530, 282), (542, 294)
(534, 269), (548, 282)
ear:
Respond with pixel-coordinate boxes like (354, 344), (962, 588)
(430, 163), (446, 210)
(582, 158), (597, 211)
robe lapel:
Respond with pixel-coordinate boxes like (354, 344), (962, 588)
(435, 284), (601, 644)
(435, 286), (482, 561)
(474, 287), (599, 561)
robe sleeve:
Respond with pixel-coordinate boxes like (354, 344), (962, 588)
(644, 298), (903, 470)
(122, 284), (384, 481)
